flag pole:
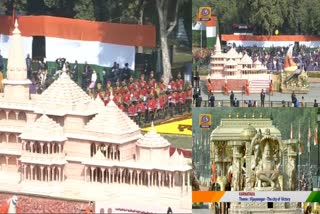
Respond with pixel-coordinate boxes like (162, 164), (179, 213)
(298, 121), (301, 190)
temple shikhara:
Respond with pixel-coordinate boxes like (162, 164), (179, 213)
(0, 20), (191, 212)
(207, 36), (271, 94)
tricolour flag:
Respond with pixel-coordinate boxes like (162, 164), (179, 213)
(206, 16), (217, 48)
(314, 128), (318, 145)
(0, 15), (156, 70)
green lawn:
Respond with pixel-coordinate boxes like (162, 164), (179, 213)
(162, 134), (192, 150)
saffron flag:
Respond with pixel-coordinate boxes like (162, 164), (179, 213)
(314, 128), (318, 146)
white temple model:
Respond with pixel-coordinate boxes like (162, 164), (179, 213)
(0, 19), (191, 212)
(208, 35), (270, 93)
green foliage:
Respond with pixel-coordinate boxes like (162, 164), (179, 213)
(192, 0), (320, 35)
(73, 0), (95, 20)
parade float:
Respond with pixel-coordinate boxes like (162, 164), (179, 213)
(210, 115), (302, 213)
(207, 36), (271, 94)
(280, 45), (310, 94)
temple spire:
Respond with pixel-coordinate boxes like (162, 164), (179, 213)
(215, 35), (221, 53)
(2, 18), (31, 101)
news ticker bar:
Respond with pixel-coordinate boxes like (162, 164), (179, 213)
(192, 191), (320, 203)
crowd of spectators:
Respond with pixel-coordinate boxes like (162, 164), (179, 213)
(226, 44), (320, 72)
(25, 56), (192, 125)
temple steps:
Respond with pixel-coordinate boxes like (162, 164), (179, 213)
(249, 79), (270, 94)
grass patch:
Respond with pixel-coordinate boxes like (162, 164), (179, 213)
(307, 72), (320, 78)
(161, 134), (192, 150)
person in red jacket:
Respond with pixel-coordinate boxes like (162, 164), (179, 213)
(127, 102), (137, 122)
(119, 103), (126, 112)
(136, 99), (146, 125)
(123, 89), (131, 109)
(147, 95), (156, 122)
(129, 76), (136, 92)
(169, 79), (177, 91)
(180, 90), (187, 113)
(149, 71), (156, 88)
(140, 74), (147, 89)
(176, 73), (184, 91)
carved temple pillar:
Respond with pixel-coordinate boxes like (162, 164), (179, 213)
(161, 172), (164, 186)
(214, 141), (225, 177)
(84, 166), (87, 182)
(112, 146), (116, 160)
(48, 166), (51, 181)
(30, 165), (34, 180)
(30, 141), (34, 153)
(108, 168), (111, 183)
(119, 168), (123, 183)
(245, 140), (252, 190)
(61, 166), (64, 182)
(172, 172), (175, 188)
(157, 171), (161, 187)
(102, 168), (106, 183)
(137, 170), (141, 185)
(40, 142), (44, 154)
(232, 143), (242, 191)
(23, 164), (26, 180)
(187, 171), (190, 192)
(150, 171), (153, 186)
(181, 172), (185, 192)
(147, 171), (150, 187)
(129, 170), (133, 185)
(40, 166), (44, 181)
(90, 167), (93, 182)
(169, 173), (172, 188)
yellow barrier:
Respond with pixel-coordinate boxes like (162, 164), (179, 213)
(142, 118), (192, 136)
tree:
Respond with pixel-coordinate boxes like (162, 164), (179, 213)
(156, 0), (181, 87)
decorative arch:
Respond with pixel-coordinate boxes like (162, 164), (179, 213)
(8, 133), (16, 143)
(8, 111), (16, 120)
(54, 144), (59, 153)
(35, 142), (41, 153)
(54, 167), (59, 181)
(43, 143), (48, 154)
(94, 167), (103, 183)
(17, 111), (27, 121)
(91, 143), (97, 157)
(0, 110), (6, 120)
(25, 142), (31, 152)
(0, 133), (5, 143)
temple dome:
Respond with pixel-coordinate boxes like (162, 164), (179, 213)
(241, 123), (257, 140)
(20, 114), (66, 142)
(226, 47), (241, 59)
(35, 72), (93, 115)
(85, 94), (140, 136)
(254, 59), (262, 65)
(137, 122), (170, 148)
(240, 53), (253, 64)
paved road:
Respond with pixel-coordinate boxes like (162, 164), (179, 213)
(198, 80), (320, 107)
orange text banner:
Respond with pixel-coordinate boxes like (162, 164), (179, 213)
(192, 191), (225, 203)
